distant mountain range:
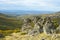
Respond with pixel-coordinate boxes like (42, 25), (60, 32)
(0, 10), (54, 16)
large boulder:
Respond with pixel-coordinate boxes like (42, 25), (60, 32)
(56, 25), (60, 33)
(32, 16), (42, 23)
(28, 22), (43, 36)
(21, 18), (32, 33)
(43, 17), (55, 34)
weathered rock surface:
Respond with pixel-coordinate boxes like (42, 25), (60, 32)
(56, 25), (60, 33)
(43, 17), (55, 34)
(21, 18), (32, 33)
(21, 16), (57, 35)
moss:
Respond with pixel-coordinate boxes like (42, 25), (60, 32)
(30, 21), (34, 27)
(52, 18), (60, 28)
(53, 21), (59, 28)
(13, 28), (20, 33)
(21, 32), (27, 35)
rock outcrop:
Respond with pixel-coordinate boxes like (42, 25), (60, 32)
(21, 16), (56, 35)
(21, 18), (32, 33)
(43, 17), (55, 34)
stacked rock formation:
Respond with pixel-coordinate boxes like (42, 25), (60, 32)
(21, 16), (57, 35)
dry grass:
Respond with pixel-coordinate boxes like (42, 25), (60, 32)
(4, 32), (60, 40)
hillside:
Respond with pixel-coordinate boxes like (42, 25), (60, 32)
(0, 13), (23, 38)
(0, 12), (60, 40)
(0, 13), (23, 30)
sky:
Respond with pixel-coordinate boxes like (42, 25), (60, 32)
(0, 0), (60, 11)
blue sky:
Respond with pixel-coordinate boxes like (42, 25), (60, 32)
(0, 0), (60, 11)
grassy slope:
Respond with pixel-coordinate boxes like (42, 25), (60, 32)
(0, 13), (23, 36)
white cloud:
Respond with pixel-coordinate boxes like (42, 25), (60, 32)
(0, 0), (60, 11)
(0, 0), (55, 6)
